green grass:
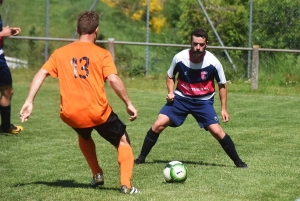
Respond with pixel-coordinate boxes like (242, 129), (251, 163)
(0, 69), (300, 200)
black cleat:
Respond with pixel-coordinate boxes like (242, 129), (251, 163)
(0, 124), (24, 134)
(235, 160), (248, 168)
(134, 157), (145, 164)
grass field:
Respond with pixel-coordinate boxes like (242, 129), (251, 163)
(1, 69), (300, 201)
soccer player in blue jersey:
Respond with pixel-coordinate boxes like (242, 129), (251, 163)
(135, 28), (247, 168)
(0, 0), (23, 134)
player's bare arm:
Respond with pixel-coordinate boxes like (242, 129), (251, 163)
(0, 26), (21, 37)
(107, 74), (137, 121)
(218, 83), (229, 122)
(20, 69), (49, 122)
(0, 26), (13, 37)
(166, 75), (175, 103)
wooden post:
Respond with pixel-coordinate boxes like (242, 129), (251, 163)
(108, 38), (115, 62)
(251, 45), (259, 90)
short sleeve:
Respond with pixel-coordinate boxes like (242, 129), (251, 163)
(42, 52), (58, 78)
(167, 55), (177, 78)
(102, 50), (117, 79)
(215, 60), (226, 84)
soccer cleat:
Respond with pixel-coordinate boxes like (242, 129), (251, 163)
(134, 157), (145, 165)
(235, 160), (248, 168)
(90, 173), (104, 187)
(120, 185), (141, 194)
(0, 124), (24, 134)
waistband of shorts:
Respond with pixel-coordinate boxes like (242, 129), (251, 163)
(174, 90), (215, 100)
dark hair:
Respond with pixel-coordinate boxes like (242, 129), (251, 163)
(190, 28), (208, 42)
(77, 11), (99, 35)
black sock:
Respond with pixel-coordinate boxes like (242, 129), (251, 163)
(0, 105), (11, 130)
(219, 134), (242, 163)
(138, 128), (160, 160)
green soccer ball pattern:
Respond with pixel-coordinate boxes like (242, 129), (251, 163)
(163, 161), (187, 183)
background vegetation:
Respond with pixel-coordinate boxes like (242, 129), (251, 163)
(1, 0), (300, 88)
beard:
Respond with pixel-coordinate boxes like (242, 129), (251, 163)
(190, 50), (204, 61)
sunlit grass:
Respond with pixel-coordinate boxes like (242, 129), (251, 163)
(0, 69), (299, 200)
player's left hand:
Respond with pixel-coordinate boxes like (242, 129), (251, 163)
(20, 102), (33, 123)
(166, 93), (174, 103)
(221, 109), (229, 122)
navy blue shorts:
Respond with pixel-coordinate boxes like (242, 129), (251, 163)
(160, 94), (219, 129)
(72, 111), (130, 147)
(0, 65), (12, 86)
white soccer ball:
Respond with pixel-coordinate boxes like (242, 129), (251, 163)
(163, 161), (187, 183)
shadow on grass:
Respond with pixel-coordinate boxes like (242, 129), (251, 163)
(0, 133), (19, 137)
(149, 159), (231, 168)
(13, 180), (119, 191)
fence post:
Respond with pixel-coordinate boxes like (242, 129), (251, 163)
(108, 38), (115, 62)
(251, 45), (259, 90)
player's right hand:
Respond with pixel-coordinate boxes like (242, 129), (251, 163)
(166, 93), (174, 103)
(126, 104), (138, 122)
(1, 26), (13, 37)
(10, 27), (21, 36)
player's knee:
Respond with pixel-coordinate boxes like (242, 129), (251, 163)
(212, 132), (225, 140)
(3, 88), (14, 99)
(208, 125), (225, 140)
(152, 120), (170, 133)
(152, 124), (165, 133)
(119, 134), (131, 146)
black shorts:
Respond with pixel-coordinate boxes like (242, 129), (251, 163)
(73, 111), (130, 147)
(0, 65), (12, 86)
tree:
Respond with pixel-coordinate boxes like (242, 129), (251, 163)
(100, 0), (166, 33)
(170, 0), (248, 47)
(253, 0), (300, 49)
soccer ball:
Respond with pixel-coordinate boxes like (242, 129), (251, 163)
(163, 161), (187, 183)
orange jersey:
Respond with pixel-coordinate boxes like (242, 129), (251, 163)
(42, 41), (117, 128)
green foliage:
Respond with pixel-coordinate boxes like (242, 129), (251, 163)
(27, 26), (44, 69)
(176, 0), (209, 45)
(215, 3), (249, 47)
(253, 0), (300, 49)
(1, 0), (300, 81)
(163, 0), (181, 29)
(104, 0), (166, 33)
(127, 63), (146, 77)
(258, 52), (300, 86)
(166, 0), (249, 47)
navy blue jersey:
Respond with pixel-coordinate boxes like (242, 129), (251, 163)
(0, 14), (7, 67)
(167, 49), (226, 100)
(0, 14), (3, 44)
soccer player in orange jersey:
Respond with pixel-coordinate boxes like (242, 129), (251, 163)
(19, 11), (140, 194)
